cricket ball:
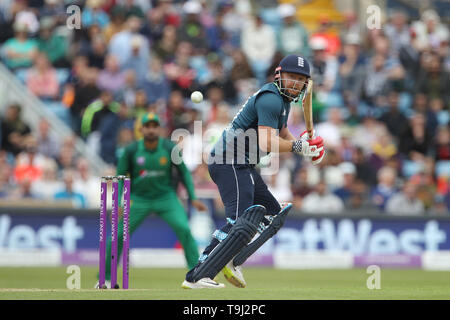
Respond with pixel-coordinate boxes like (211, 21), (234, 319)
(191, 91), (203, 103)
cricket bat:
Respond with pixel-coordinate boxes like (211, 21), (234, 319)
(302, 79), (314, 139)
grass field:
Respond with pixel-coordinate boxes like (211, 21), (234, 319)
(0, 267), (449, 300)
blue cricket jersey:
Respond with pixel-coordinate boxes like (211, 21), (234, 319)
(210, 83), (291, 166)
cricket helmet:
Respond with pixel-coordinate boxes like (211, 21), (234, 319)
(274, 54), (311, 102)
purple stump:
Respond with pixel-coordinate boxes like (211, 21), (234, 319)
(110, 177), (119, 289)
(98, 178), (107, 289)
(122, 178), (130, 289)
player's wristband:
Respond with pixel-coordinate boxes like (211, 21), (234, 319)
(292, 140), (302, 154)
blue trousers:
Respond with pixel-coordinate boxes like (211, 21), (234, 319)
(209, 163), (281, 219)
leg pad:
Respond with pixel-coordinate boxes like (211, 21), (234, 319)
(233, 203), (292, 266)
(191, 205), (266, 282)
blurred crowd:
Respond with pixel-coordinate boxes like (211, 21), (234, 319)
(0, 0), (449, 215)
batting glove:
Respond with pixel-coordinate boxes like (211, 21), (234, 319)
(292, 136), (324, 158)
(299, 130), (326, 165)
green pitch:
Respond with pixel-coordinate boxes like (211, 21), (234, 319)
(0, 267), (449, 300)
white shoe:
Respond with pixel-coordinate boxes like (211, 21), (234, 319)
(94, 280), (111, 289)
(181, 277), (225, 289)
(222, 261), (246, 288)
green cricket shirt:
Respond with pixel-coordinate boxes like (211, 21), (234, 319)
(116, 138), (197, 200)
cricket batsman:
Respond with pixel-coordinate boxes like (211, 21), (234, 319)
(182, 54), (325, 289)
(96, 112), (207, 288)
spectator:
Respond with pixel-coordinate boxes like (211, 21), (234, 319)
(310, 14), (341, 57)
(353, 147), (377, 186)
(309, 37), (338, 92)
(56, 137), (77, 171)
(116, 126), (134, 159)
(229, 49), (254, 83)
(399, 113), (433, 159)
(115, 0), (145, 19)
(54, 169), (87, 208)
(361, 54), (391, 108)
(98, 108), (121, 164)
(122, 35), (150, 84)
(1, 22), (37, 70)
(316, 108), (343, 150)
(97, 54), (127, 93)
(370, 132), (398, 170)
(203, 5), (230, 53)
(201, 85), (229, 124)
(435, 126), (450, 161)
(178, 0), (208, 52)
(153, 24), (177, 62)
(26, 52), (60, 100)
(31, 157), (62, 200)
(430, 97), (448, 126)
(378, 90), (408, 141)
(103, 6), (126, 43)
(68, 67), (101, 135)
(35, 118), (60, 159)
(322, 148), (345, 190)
(142, 56), (171, 104)
(411, 9), (449, 52)
(73, 157), (101, 208)
(265, 159), (293, 203)
(165, 90), (190, 133)
(127, 89), (149, 120)
(39, 0), (66, 24)
(339, 131), (357, 162)
(164, 42), (196, 97)
(337, 33), (366, 103)
(411, 93), (438, 136)
(276, 4), (310, 57)
(109, 15), (150, 67)
(9, 177), (39, 200)
(0, 104), (31, 156)
(66, 55), (89, 85)
(385, 10), (411, 58)
(351, 114), (387, 155)
(203, 58), (236, 104)
(81, 90), (120, 138)
(218, 1), (243, 48)
(386, 181), (425, 215)
(12, 0), (39, 34)
(241, 13), (276, 85)
(371, 166), (398, 211)
(13, 136), (46, 184)
(82, 0), (110, 29)
(87, 35), (107, 69)
(334, 162), (357, 206)
(409, 159), (437, 210)
(204, 105), (230, 153)
(0, 150), (13, 198)
(415, 52), (450, 106)
(291, 166), (313, 210)
(142, 3), (168, 45)
(36, 16), (68, 67)
(302, 180), (345, 214)
(0, 179), (9, 198)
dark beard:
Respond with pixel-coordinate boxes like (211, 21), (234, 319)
(144, 134), (158, 142)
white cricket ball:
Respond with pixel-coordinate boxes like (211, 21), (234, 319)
(191, 91), (203, 103)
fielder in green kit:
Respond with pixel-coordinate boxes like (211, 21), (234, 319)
(97, 112), (206, 288)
